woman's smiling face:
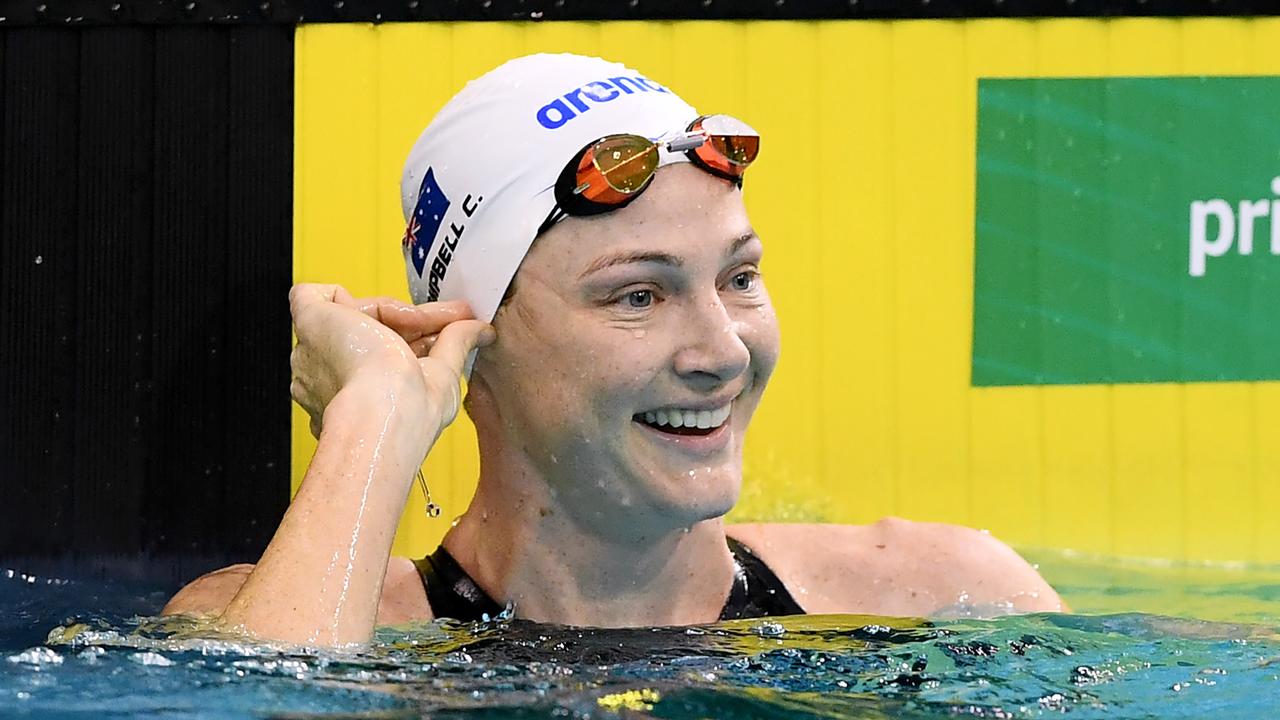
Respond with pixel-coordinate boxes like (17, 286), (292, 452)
(471, 163), (780, 537)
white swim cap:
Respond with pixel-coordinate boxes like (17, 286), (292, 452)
(400, 53), (700, 322)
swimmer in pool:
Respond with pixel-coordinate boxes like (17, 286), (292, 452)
(164, 54), (1066, 646)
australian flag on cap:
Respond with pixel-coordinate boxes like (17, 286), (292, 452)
(403, 167), (450, 278)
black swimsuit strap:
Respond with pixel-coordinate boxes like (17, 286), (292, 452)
(414, 545), (505, 622)
(719, 537), (806, 620)
(416, 537), (805, 623)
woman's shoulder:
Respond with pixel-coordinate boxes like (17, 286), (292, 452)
(379, 556), (436, 624)
(726, 519), (1064, 616)
(728, 517), (1005, 555)
(162, 563), (256, 617)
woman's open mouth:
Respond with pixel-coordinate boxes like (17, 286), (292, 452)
(632, 405), (731, 437)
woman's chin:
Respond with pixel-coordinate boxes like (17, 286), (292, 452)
(640, 469), (741, 528)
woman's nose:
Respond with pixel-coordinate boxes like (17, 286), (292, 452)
(672, 295), (751, 387)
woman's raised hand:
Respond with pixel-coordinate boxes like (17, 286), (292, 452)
(288, 283), (494, 440)
(203, 284), (494, 646)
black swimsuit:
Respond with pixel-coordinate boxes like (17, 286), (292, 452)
(414, 537), (805, 622)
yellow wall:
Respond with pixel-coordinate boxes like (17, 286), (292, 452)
(294, 18), (1280, 564)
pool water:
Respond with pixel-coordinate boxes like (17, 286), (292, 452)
(3, 550), (1278, 719)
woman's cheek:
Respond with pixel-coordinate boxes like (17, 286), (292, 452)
(738, 302), (781, 375)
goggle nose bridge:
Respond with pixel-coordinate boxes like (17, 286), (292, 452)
(664, 130), (709, 153)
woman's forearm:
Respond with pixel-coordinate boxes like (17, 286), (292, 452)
(219, 372), (434, 646)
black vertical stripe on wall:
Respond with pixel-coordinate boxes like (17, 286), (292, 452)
(0, 26), (292, 584)
(0, 29), (80, 557)
(72, 27), (154, 557)
(0, 31), (5, 528)
(221, 26), (294, 554)
(150, 27), (232, 559)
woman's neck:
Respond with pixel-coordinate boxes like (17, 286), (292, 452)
(441, 467), (737, 627)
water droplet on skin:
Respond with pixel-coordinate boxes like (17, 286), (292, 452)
(633, 329), (646, 339)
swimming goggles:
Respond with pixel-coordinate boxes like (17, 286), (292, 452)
(538, 113), (760, 235)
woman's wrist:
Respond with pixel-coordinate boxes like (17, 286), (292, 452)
(222, 363), (437, 645)
(322, 366), (443, 467)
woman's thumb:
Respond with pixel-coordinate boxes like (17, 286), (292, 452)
(426, 320), (495, 373)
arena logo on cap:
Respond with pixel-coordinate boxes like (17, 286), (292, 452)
(404, 167), (483, 300)
(536, 76), (669, 130)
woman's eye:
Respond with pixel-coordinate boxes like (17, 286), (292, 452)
(623, 289), (654, 308)
(729, 271), (757, 291)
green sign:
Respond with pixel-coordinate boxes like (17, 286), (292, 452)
(973, 77), (1280, 387)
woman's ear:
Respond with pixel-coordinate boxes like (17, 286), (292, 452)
(462, 350), (498, 421)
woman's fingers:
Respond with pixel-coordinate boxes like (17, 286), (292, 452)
(288, 283), (489, 432)
(425, 320), (496, 376)
(415, 321), (494, 429)
(350, 295), (414, 321)
(289, 284), (363, 343)
(289, 283), (343, 319)
(407, 333), (438, 357)
(355, 296), (471, 323)
(291, 284), (472, 354)
(291, 284), (472, 334)
(348, 296), (474, 353)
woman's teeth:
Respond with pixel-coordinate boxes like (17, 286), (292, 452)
(641, 405), (731, 430)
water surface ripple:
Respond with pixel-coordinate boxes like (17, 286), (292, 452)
(3, 553), (1279, 719)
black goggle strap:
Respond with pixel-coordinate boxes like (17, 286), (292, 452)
(536, 204), (568, 237)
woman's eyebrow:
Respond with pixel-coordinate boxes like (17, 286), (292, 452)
(579, 251), (682, 279)
(727, 231), (760, 258)
(579, 232), (759, 279)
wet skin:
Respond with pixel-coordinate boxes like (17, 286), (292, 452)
(164, 164), (1066, 643)
(434, 163), (780, 626)
(466, 162), (779, 540)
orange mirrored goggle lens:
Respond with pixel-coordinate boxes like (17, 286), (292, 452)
(697, 134), (759, 177)
(574, 135), (659, 205)
(687, 115), (760, 179)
